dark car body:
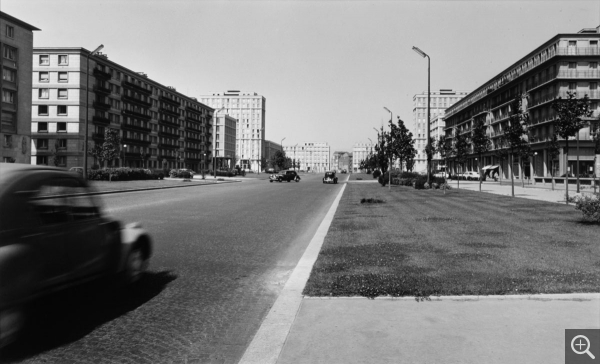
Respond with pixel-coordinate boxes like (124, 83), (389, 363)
(0, 164), (152, 347)
(323, 171), (338, 184)
(269, 170), (300, 182)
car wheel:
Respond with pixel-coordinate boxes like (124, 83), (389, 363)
(123, 246), (148, 284)
(270, 180), (273, 183)
(0, 306), (26, 348)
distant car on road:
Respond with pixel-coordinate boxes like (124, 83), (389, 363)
(340, 169), (347, 174)
(69, 167), (84, 174)
(464, 171), (481, 181)
(323, 171), (338, 184)
(0, 164), (153, 348)
(269, 170), (300, 183)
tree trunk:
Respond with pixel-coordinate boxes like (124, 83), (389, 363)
(479, 152), (482, 192)
(521, 156), (525, 188)
(565, 139), (569, 205)
(551, 159), (555, 191)
(511, 153), (515, 197)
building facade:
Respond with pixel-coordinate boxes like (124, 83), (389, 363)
(263, 140), (282, 169)
(283, 142), (330, 172)
(331, 151), (351, 172)
(352, 143), (375, 172)
(31, 47), (213, 171)
(212, 110), (236, 170)
(1, 12), (39, 164)
(444, 26), (600, 180)
(199, 91), (265, 172)
(412, 89), (468, 172)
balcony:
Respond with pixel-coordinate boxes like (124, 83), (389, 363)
(184, 146), (203, 152)
(122, 122), (152, 133)
(159, 107), (180, 118)
(157, 143), (180, 150)
(158, 130), (181, 138)
(92, 115), (110, 125)
(93, 85), (111, 96)
(122, 95), (152, 108)
(93, 101), (111, 111)
(557, 47), (600, 56)
(122, 81), (152, 95)
(122, 137), (151, 146)
(160, 95), (180, 107)
(185, 106), (203, 115)
(557, 70), (600, 79)
(158, 117), (180, 128)
(185, 135), (203, 142)
(122, 108), (152, 121)
(93, 68), (111, 80)
(92, 132), (105, 140)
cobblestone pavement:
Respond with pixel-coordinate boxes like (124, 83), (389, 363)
(1, 174), (342, 364)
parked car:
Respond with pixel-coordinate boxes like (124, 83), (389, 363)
(340, 169), (347, 174)
(269, 170), (301, 183)
(0, 164), (153, 348)
(178, 168), (195, 176)
(464, 171), (481, 180)
(323, 171), (338, 184)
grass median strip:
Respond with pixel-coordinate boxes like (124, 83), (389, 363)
(303, 183), (600, 299)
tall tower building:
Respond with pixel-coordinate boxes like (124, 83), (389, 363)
(411, 89), (468, 172)
(200, 91), (265, 172)
(1, 12), (40, 164)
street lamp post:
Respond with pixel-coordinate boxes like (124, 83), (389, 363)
(122, 144), (127, 167)
(293, 143), (298, 171)
(383, 107), (393, 191)
(83, 44), (104, 180)
(412, 46), (431, 185)
(202, 153), (206, 179)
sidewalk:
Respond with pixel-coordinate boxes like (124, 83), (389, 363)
(239, 178), (600, 364)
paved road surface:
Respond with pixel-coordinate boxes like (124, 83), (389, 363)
(3, 173), (344, 364)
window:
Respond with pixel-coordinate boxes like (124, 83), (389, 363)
(57, 122), (67, 132)
(568, 41), (576, 47)
(58, 72), (68, 82)
(36, 156), (48, 166)
(591, 62), (598, 69)
(38, 105), (49, 115)
(37, 139), (48, 149)
(568, 62), (576, 69)
(57, 139), (67, 148)
(38, 88), (49, 99)
(2, 68), (16, 82)
(57, 105), (67, 115)
(591, 40), (598, 47)
(58, 55), (68, 65)
(4, 134), (12, 147)
(569, 82), (577, 90)
(6, 25), (14, 38)
(591, 83), (598, 91)
(2, 90), (15, 103)
(39, 72), (49, 82)
(38, 122), (48, 132)
(58, 89), (68, 99)
(39, 55), (49, 65)
(3, 45), (17, 60)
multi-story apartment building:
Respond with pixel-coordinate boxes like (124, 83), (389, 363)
(412, 89), (468, 172)
(352, 143), (375, 172)
(199, 91), (265, 172)
(263, 140), (282, 169)
(444, 26), (600, 180)
(31, 47), (213, 171)
(1, 12), (39, 164)
(331, 151), (351, 172)
(283, 142), (330, 172)
(212, 110), (236, 170)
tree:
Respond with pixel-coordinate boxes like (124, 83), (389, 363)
(471, 119), (491, 192)
(546, 134), (560, 191)
(436, 135), (453, 193)
(551, 91), (592, 204)
(592, 123), (600, 194)
(89, 142), (105, 168)
(387, 117), (415, 173)
(373, 126), (390, 173)
(51, 141), (61, 167)
(269, 150), (287, 171)
(499, 95), (529, 197)
(452, 131), (469, 190)
(102, 128), (121, 167)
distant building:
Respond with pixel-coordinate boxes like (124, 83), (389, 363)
(212, 110), (236, 170)
(200, 91), (266, 172)
(444, 26), (600, 180)
(31, 47), (213, 171)
(412, 89), (468, 172)
(263, 140), (282, 169)
(283, 142), (330, 172)
(352, 143), (375, 172)
(430, 114), (446, 171)
(331, 151), (351, 172)
(1, 12), (40, 164)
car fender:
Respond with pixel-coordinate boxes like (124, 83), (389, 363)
(0, 244), (41, 309)
(117, 223), (152, 272)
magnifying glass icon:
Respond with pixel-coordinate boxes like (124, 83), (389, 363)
(572, 335), (595, 359)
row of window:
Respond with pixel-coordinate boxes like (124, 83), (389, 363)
(38, 54), (69, 66)
(38, 88), (69, 99)
(38, 72), (69, 82)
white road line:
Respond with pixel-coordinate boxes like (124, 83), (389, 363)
(238, 183), (347, 364)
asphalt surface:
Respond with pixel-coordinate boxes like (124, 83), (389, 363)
(2, 173), (345, 364)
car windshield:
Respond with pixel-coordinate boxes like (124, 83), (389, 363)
(325, 172), (334, 177)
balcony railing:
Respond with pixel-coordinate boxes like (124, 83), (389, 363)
(93, 68), (111, 80)
(122, 95), (152, 108)
(185, 135), (203, 142)
(184, 146), (203, 152)
(122, 109), (152, 121)
(159, 95), (180, 107)
(158, 130), (181, 138)
(157, 143), (180, 150)
(122, 122), (152, 133)
(159, 107), (180, 118)
(93, 85), (111, 95)
(92, 132), (105, 140)
(556, 47), (600, 56)
(185, 106), (203, 115)
(122, 81), (152, 95)
(122, 137), (151, 146)
(92, 116), (110, 125)
(158, 118), (180, 128)
(93, 101), (111, 111)
(557, 70), (600, 79)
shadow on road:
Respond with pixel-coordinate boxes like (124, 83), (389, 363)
(1, 270), (177, 362)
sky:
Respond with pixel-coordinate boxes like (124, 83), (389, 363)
(3, 0), (600, 153)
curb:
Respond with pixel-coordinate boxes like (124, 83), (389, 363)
(238, 183), (347, 364)
(303, 293), (600, 301)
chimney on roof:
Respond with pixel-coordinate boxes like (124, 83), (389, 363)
(137, 72), (148, 78)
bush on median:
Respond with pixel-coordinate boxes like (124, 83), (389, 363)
(87, 168), (162, 181)
(574, 193), (600, 222)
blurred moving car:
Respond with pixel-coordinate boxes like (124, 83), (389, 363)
(323, 171), (338, 184)
(0, 164), (153, 348)
(269, 170), (301, 183)
(69, 167), (84, 174)
(464, 171), (481, 181)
